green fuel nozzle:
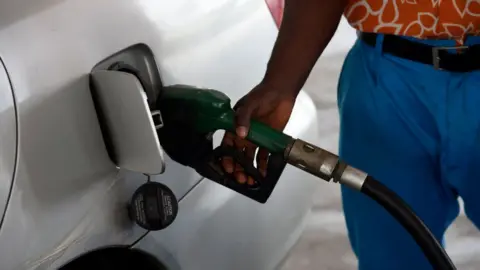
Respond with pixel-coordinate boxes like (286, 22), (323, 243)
(154, 85), (456, 270)
(156, 85), (366, 203)
(159, 85), (293, 154)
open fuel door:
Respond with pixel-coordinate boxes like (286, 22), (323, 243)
(89, 43), (204, 202)
(89, 44), (182, 231)
(90, 70), (165, 175)
(89, 44), (165, 175)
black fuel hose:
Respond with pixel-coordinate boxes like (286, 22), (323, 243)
(361, 176), (456, 270)
(286, 139), (456, 268)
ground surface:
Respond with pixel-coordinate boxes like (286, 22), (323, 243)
(280, 20), (480, 270)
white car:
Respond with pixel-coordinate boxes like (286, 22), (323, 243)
(0, 0), (320, 269)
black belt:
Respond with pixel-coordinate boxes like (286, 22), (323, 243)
(359, 32), (480, 72)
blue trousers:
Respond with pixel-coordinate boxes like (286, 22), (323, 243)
(338, 34), (480, 270)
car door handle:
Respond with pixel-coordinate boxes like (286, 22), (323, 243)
(89, 70), (165, 175)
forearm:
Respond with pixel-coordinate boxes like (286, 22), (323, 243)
(263, 0), (347, 95)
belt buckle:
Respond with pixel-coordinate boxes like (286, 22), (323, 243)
(432, 45), (469, 70)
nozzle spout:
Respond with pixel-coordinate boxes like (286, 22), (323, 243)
(285, 139), (367, 190)
(285, 139), (339, 181)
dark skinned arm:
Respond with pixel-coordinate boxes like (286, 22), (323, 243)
(222, 0), (349, 183)
(263, 0), (349, 95)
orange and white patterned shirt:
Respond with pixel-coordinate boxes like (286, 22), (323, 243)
(344, 0), (480, 44)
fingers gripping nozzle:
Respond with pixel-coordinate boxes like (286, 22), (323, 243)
(285, 139), (368, 191)
(156, 85), (289, 203)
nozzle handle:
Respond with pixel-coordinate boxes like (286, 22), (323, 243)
(160, 85), (294, 154)
(247, 120), (293, 154)
(219, 111), (293, 154)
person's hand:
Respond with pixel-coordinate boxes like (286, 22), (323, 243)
(221, 81), (297, 185)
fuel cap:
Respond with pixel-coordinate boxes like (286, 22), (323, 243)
(129, 181), (178, 231)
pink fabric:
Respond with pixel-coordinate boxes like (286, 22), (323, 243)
(265, 0), (284, 28)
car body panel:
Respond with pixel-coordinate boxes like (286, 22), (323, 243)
(0, 0), (320, 269)
(0, 58), (16, 226)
